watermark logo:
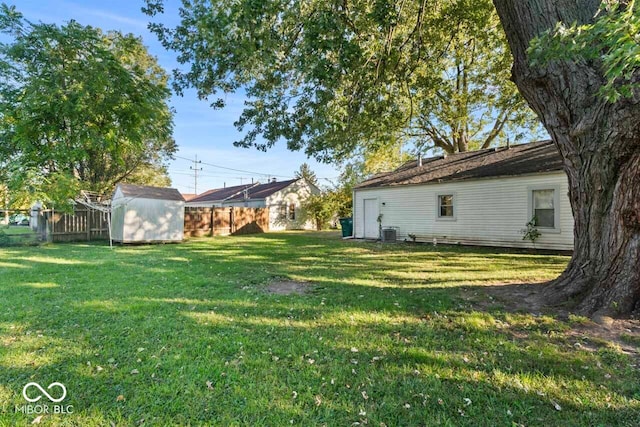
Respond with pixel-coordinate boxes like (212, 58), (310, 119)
(15, 382), (73, 415)
(22, 382), (67, 403)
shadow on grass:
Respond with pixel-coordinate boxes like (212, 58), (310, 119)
(1, 294), (638, 425)
(0, 233), (638, 425)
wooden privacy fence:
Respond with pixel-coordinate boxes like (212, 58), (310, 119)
(40, 208), (110, 243)
(184, 207), (269, 237)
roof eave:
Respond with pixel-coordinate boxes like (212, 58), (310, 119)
(354, 168), (567, 191)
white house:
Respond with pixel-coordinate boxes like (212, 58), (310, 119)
(353, 141), (574, 250)
(111, 183), (185, 243)
(186, 178), (320, 231)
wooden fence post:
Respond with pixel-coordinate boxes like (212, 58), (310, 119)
(232, 207), (236, 235)
(87, 209), (91, 242)
(210, 208), (214, 237)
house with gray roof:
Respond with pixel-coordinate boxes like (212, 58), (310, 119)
(353, 140), (573, 250)
(187, 178), (320, 231)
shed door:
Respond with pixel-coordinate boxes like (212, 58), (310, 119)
(363, 198), (379, 239)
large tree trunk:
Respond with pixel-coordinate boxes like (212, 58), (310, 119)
(493, 0), (640, 316)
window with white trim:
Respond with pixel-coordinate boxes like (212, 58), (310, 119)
(532, 189), (555, 228)
(288, 203), (296, 220)
(438, 194), (454, 218)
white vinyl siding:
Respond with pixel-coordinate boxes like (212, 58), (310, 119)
(354, 172), (573, 250)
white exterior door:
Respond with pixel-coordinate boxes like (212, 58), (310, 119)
(363, 198), (379, 239)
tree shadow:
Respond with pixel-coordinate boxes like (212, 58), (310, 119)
(1, 232), (638, 425)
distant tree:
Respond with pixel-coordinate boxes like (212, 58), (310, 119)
(127, 163), (172, 189)
(294, 163), (319, 187)
(0, 5), (175, 206)
(327, 163), (363, 219)
(360, 138), (413, 175)
(329, 186), (354, 219)
(302, 192), (333, 230)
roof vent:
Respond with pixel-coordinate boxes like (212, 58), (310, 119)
(271, 177), (277, 183)
(417, 153), (422, 167)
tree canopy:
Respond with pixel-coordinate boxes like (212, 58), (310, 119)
(144, 0), (544, 161)
(0, 5), (176, 207)
(529, 0), (640, 102)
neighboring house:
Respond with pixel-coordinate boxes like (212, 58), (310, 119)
(111, 183), (185, 243)
(186, 178), (320, 231)
(353, 140), (573, 250)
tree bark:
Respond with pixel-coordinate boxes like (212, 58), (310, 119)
(493, 0), (640, 316)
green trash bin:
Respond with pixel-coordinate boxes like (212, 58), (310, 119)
(339, 217), (353, 238)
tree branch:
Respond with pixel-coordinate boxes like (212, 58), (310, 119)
(482, 109), (510, 149)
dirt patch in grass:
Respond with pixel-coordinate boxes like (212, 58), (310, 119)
(567, 321), (640, 356)
(266, 280), (312, 295)
(458, 282), (548, 315)
(465, 282), (640, 357)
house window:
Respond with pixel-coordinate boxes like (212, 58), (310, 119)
(288, 203), (296, 220)
(438, 194), (454, 218)
(532, 189), (555, 228)
(280, 204), (287, 219)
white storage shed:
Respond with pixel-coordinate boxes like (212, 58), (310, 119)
(111, 183), (185, 243)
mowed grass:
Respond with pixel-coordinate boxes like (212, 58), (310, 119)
(1, 226), (33, 235)
(0, 226), (40, 246)
(0, 232), (638, 426)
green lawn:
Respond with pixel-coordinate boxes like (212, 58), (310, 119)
(0, 232), (638, 426)
(0, 226), (39, 246)
(1, 226), (33, 235)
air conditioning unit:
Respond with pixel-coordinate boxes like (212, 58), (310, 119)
(382, 227), (397, 242)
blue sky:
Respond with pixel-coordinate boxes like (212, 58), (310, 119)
(12, 0), (340, 194)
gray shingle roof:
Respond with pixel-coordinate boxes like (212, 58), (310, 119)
(355, 140), (564, 190)
(228, 179), (298, 200)
(189, 179), (299, 203)
(116, 183), (185, 201)
(189, 183), (255, 203)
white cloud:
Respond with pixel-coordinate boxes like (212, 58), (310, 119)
(60, 1), (149, 30)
